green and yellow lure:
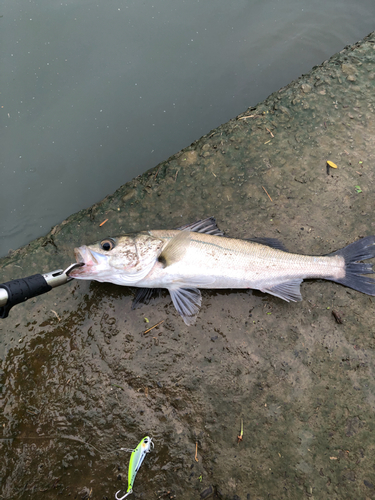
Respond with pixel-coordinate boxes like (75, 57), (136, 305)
(115, 436), (154, 500)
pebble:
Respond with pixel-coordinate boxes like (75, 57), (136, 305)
(301, 83), (312, 93)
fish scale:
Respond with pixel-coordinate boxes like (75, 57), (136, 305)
(146, 231), (345, 289)
(69, 217), (375, 326)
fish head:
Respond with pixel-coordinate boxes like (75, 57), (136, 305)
(69, 232), (163, 285)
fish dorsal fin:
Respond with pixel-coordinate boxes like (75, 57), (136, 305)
(176, 217), (224, 236)
(158, 231), (190, 268)
(247, 237), (288, 252)
(131, 288), (162, 309)
(260, 279), (303, 302)
(168, 287), (202, 325)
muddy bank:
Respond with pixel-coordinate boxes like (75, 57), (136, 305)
(1, 32), (375, 500)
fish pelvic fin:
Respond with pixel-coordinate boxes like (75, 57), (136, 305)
(327, 235), (375, 295)
(260, 279), (303, 302)
(158, 230), (191, 268)
(169, 287), (202, 325)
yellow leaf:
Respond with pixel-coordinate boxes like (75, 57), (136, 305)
(327, 160), (338, 169)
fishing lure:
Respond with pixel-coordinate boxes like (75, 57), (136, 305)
(115, 436), (154, 500)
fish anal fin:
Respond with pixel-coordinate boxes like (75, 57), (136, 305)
(176, 217), (224, 236)
(158, 231), (190, 268)
(168, 287), (202, 325)
(131, 288), (162, 309)
(261, 279), (303, 302)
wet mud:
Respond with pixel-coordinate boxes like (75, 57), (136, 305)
(1, 32), (375, 499)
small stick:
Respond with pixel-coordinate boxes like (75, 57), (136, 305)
(111, 383), (125, 390)
(238, 114), (262, 120)
(266, 127), (274, 137)
(154, 165), (161, 180)
(262, 186), (273, 202)
(238, 114), (255, 120)
(237, 419), (243, 444)
(143, 320), (164, 335)
(51, 310), (61, 321)
(99, 219), (108, 227)
(195, 442), (199, 462)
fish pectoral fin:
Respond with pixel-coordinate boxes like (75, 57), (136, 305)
(260, 279), (303, 302)
(168, 287), (202, 326)
(176, 216), (224, 236)
(158, 231), (191, 268)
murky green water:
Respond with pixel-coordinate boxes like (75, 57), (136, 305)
(2, 0), (375, 257)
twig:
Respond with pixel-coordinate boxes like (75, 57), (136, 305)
(111, 383), (125, 390)
(262, 186), (273, 202)
(51, 310), (61, 321)
(154, 165), (161, 180)
(99, 219), (108, 227)
(266, 127), (274, 138)
(238, 114), (261, 120)
(237, 418), (244, 444)
(143, 320), (164, 335)
(195, 442), (199, 462)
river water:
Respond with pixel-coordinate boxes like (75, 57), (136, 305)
(1, 0), (375, 257)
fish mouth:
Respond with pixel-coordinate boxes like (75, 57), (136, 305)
(65, 262), (85, 276)
(68, 246), (101, 277)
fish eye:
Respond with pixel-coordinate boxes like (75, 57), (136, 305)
(100, 238), (115, 251)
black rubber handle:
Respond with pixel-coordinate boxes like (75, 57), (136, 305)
(0, 274), (52, 318)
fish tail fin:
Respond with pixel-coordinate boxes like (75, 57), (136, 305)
(327, 235), (375, 295)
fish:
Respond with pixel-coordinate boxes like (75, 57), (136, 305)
(69, 217), (375, 326)
(115, 436), (154, 500)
